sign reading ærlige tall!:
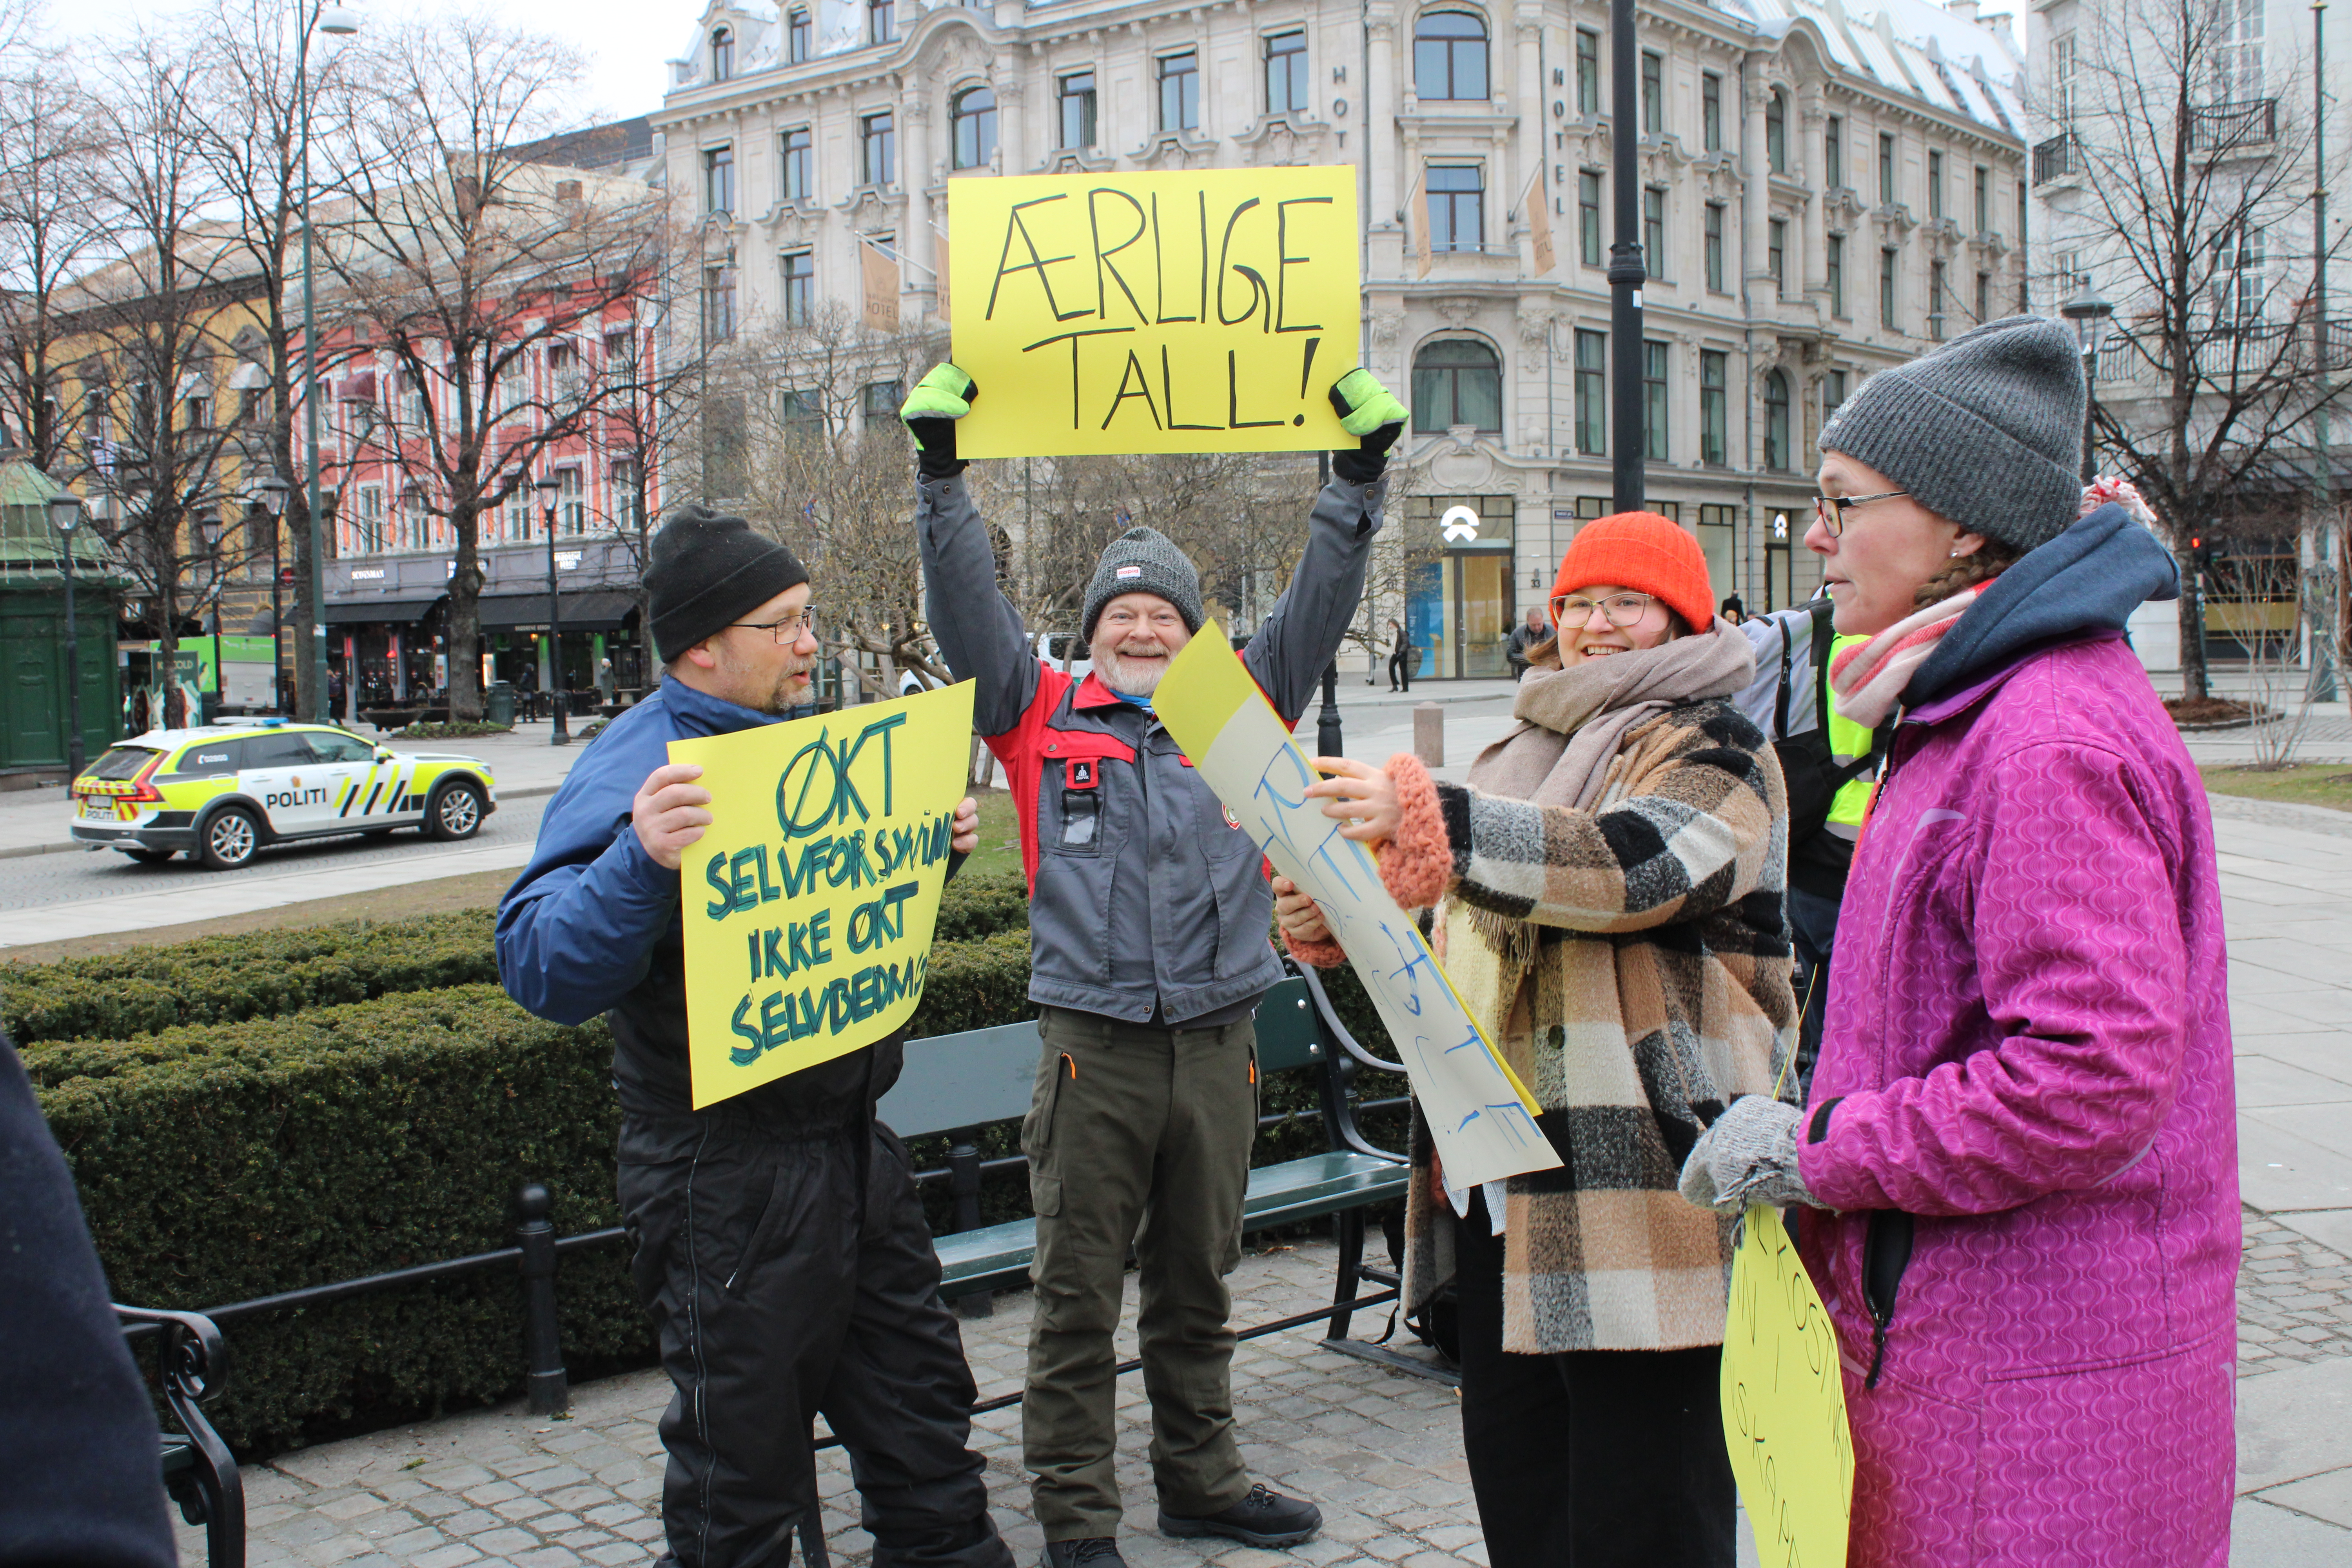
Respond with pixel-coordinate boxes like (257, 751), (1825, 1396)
(947, 167), (1360, 458)
(670, 682), (976, 1108)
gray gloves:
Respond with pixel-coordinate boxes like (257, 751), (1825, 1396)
(1677, 1095), (1820, 1213)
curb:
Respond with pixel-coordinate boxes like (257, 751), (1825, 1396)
(0, 783), (563, 864)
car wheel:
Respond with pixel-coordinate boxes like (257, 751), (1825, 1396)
(121, 848), (176, 865)
(198, 807), (261, 870)
(425, 780), (484, 841)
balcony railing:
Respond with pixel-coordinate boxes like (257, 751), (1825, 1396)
(2033, 132), (2081, 185)
(2189, 98), (2276, 152)
(2089, 319), (2352, 385)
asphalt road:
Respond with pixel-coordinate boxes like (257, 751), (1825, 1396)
(0, 794), (552, 913)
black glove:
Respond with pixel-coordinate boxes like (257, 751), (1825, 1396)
(900, 363), (978, 480)
(1328, 368), (1409, 485)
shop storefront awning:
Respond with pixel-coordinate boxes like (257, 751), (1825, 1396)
(324, 597), (443, 625)
(475, 591), (639, 633)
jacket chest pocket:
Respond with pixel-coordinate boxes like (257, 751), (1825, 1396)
(1042, 731), (1137, 858)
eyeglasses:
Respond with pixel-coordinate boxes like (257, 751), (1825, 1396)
(730, 606), (818, 642)
(1813, 490), (1909, 537)
(1551, 591), (1659, 629)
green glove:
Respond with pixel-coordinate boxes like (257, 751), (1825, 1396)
(1327, 368), (1408, 483)
(900, 363), (978, 477)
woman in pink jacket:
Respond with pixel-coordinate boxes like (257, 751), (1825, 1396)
(1680, 316), (2237, 1567)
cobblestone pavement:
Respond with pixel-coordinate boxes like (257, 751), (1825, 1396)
(2237, 1210), (2352, 1377)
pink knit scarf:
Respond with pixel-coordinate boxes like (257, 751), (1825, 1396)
(1827, 587), (1982, 728)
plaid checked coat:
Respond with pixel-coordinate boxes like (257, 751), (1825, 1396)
(1376, 701), (1797, 1354)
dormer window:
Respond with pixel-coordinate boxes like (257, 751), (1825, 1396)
(711, 26), (734, 82)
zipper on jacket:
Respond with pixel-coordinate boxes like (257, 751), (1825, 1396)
(1861, 1209), (1916, 1390)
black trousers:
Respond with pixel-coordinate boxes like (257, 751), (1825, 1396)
(1454, 1190), (1735, 1568)
(617, 1114), (1013, 1568)
(1388, 650), (1412, 690)
(1786, 883), (1840, 1103)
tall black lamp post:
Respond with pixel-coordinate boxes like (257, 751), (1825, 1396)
(1608, 0), (1646, 510)
(535, 472), (570, 746)
(251, 470), (293, 712)
(47, 492), (86, 781)
(2060, 281), (2114, 485)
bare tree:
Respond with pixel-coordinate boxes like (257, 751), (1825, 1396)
(2043, 0), (2352, 700)
(316, 15), (665, 720)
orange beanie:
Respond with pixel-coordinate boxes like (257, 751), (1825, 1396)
(1549, 512), (1717, 634)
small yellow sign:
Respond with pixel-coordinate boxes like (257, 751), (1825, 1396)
(668, 682), (977, 1108)
(1722, 1205), (1855, 1568)
(947, 167), (1360, 458)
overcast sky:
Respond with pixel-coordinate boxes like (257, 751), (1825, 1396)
(43, 0), (691, 131)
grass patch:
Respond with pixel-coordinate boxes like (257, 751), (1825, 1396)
(963, 786), (1024, 881)
(2201, 764), (2352, 813)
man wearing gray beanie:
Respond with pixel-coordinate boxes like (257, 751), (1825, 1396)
(903, 364), (1407, 1567)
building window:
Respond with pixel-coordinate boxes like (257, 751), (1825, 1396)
(557, 466), (585, 536)
(2220, 0), (2264, 102)
(788, 8), (810, 63)
(1880, 248), (1898, 330)
(2054, 32), (2078, 122)
(1763, 370), (1791, 470)
(1827, 233), (1845, 317)
(1641, 50), (1663, 135)
(861, 111), (895, 185)
(780, 125), (812, 199)
(1576, 29), (1600, 116)
(861, 379), (904, 428)
(868, 0), (894, 46)
(1975, 167), (1991, 234)
(2220, 226), (2267, 320)
(1159, 50), (1199, 132)
(704, 265), (737, 343)
(1410, 338), (1502, 433)
(953, 86), (997, 168)
(612, 459), (641, 531)
(1574, 330), (1606, 455)
(1416, 11), (1488, 101)
(400, 483), (427, 551)
(1642, 187), (1665, 272)
(2017, 180), (2028, 247)
(1700, 350), (1727, 465)
(1927, 151), (1944, 220)
(399, 367), (427, 428)
(781, 250), (813, 324)
(1823, 368), (1847, 425)
(1975, 270), (1990, 321)
(1265, 30), (1307, 114)
(703, 145), (734, 216)
(1579, 171), (1602, 266)
(779, 389), (822, 441)
(1701, 72), (1722, 151)
(1705, 202), (1725, 290)
(1059, 71), (1097, 149)
(356, 485), (384, 552)
(1644, 340), (1669, 461)
(603, 327), (633, 365)
(1428, 165), (1483, 252)
(548, 340), (581, 398)
(1768, 218), (1786, 297)
(711, 27), (733, 82)
(1929, 260), (1948, 339)
(1878, 132), (1895, 205)
(1767, 91), (1787, 173)
(1826, 116), (1843, 187)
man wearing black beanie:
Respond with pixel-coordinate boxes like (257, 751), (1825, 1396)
(497, 504), (1013, 1568)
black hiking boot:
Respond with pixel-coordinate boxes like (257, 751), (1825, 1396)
(1158, 1483), (1323, 1548)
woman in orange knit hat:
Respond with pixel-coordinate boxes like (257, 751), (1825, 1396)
(1273, 512), (1795, 1567)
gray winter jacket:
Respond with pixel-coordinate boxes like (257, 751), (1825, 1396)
(917, 469), (1383, 1023)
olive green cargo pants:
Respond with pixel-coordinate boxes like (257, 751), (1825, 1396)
(1020, 1007), (1259, 1542)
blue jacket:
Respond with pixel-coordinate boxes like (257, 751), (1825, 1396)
(498, 677), (924, 1122)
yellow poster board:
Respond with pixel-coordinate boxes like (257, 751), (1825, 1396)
(1152, 623), (1560, 1189)
(947, 167), (1360, 458)
(1722, 1205), (1855, 1568)
(668, 682), (977, 1108)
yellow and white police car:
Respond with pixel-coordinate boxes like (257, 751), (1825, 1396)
(70, 719), (498, 870)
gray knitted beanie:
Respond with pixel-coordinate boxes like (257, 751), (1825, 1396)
(1818, 315), (2085, 553)
(1082, 526), (1204, 641)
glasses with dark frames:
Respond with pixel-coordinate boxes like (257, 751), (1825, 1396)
(729, 606), (818, 642)
(1813, 491), (1909, 537)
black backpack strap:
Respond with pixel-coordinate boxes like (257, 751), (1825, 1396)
(1773, 618), (1797, 739)
(1809, 599), (1838, 739)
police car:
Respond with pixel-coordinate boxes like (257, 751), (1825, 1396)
(69, 719), (498, 870)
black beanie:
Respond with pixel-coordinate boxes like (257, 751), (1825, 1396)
(646, 505), (810, 662)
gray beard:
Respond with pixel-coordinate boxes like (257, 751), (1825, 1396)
(1093, 647), (1168, 697)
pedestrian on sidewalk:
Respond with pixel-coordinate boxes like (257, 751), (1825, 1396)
(1387, 618), (1413, 691)
(1276, 512), (1794, 1568)
(900, 363), (1406, 1568)
(496, 506), (1013, 1568)
(1502, 604), (1546, 681)
(1680, 316), (2238, 1568)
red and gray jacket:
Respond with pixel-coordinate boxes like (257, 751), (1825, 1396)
(917, 469), (1385, 1024)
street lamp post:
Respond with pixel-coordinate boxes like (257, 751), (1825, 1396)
(297, 2), (360, 723)
(198, 514), (227, 722)
(536, 472), (570, 746)
(252, 470), (294, 715)
(1608, 0), (1646, 511)
(2060, 281), (2114, 485)
(47, 493), (86, 782)
(2310, 0), (2340, 701)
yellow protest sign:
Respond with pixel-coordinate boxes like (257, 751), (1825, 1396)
(668, 682), (977, 1109)
(1722, 1205), (1855, 1568)
(947, 167), (1359, 459)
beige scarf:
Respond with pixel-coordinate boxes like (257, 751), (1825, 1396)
(1458, 623), (1756, 960)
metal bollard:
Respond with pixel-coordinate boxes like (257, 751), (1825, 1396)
(1413, 701), (1444, 767)
(515, 1182), (570, 1415)
(948, 1129), (992, 1318)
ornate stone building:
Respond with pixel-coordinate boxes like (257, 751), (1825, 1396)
(655, 0), (2025, 677)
